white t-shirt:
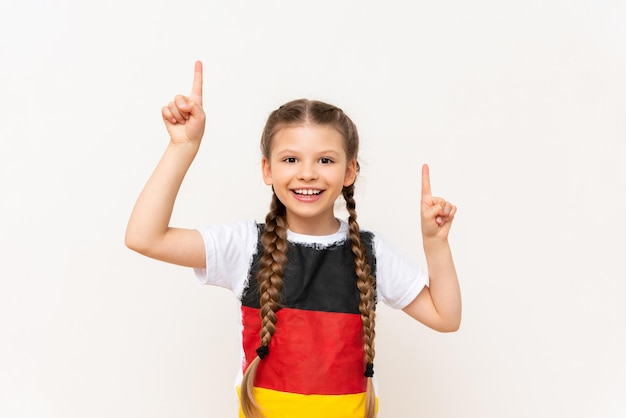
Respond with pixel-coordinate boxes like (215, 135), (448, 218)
(194, 219), (427, 310)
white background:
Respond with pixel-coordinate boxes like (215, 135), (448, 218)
(1, 1), (625, 417)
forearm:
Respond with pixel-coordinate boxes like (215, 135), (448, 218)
(125, 142), (199, 253)
(423, 238), (462, 330)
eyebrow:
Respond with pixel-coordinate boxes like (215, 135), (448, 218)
(275, 149), (342, 156)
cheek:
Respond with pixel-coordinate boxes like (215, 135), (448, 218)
(267, 167), (293, 185)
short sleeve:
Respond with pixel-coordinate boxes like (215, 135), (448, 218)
(193, 221), (259, 299)
(373, 233), (429, 310)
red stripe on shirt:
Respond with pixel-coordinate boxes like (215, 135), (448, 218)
(241, 305), (366, 395)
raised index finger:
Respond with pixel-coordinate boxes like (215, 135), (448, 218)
(421, 163), (432, 200)
(190, 60), (203, 106)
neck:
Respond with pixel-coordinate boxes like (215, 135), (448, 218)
(286, 215), (340, 236)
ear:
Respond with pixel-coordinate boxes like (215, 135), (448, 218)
(261, 156), (272, 185)
(343, 159), (357, 187)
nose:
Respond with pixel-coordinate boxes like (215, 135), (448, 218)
(297, 161), (318, 181)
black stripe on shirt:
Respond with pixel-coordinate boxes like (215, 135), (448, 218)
(242, 224), (377, 314)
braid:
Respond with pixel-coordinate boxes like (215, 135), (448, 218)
(343, 184), (377, 418)
(258, 98), (371, 416)
(240, 193), (288, 418)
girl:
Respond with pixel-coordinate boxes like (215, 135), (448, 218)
(125, 61), (461, 418)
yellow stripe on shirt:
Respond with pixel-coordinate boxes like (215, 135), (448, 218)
(237, 386), (378, 418)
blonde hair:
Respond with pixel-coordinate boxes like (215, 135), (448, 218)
(241, 99), (377, 418)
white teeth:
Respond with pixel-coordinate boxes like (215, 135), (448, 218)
(294, 189), (321, 195)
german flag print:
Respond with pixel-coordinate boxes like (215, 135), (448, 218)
(236, 228), (378, 417)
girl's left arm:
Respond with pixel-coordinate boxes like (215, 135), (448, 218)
(402, 164), (462, 332)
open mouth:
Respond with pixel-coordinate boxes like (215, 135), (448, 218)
(293, 189), (322, 196)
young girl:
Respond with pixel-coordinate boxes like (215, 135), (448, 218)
(125, 61), (461, 418)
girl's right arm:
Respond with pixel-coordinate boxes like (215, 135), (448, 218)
(125, 61), (207, 268)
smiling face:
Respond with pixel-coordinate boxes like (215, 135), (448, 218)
(262, 124), (357, 235)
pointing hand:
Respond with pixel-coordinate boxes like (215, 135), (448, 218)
(162, 61), (206, 145)
(421, 164), (456, 240)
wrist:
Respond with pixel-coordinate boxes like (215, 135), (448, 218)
(167, 140), (200, 155)
(422, 236), (450, 252)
